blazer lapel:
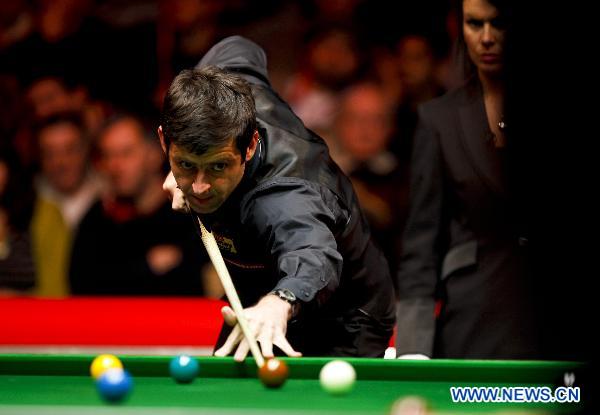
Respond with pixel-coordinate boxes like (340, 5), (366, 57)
(457, 87), (506, 196)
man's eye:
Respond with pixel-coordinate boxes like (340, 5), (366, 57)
(212, 163), (227, 172)
(179, 161), (195, 170)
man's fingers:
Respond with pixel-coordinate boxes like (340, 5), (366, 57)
(162, 171), (176, 193)
(213, 324), (242, 357)
(257, 323), (275, 358)
(162, 171), (189, 212)
(273, 334), (302, 358)
(221, 306), (238, 327)
(172, 188), (188, 212)
(233, 339), (250, 362)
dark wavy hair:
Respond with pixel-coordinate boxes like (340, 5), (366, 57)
(160, 67), (257, 161)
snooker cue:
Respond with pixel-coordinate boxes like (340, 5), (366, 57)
(187, 206), (265, 368)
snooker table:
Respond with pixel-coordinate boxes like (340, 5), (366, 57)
(0, 354), (586, 414)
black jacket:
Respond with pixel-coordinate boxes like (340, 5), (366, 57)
(196, 36), (396, 356)
(396, 80), (539, 359)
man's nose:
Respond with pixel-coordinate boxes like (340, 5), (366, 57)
(192, 171), (211, 194)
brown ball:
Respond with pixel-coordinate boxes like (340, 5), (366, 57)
(258, 358), (289, 388)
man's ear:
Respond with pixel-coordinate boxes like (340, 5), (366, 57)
(158, 126), (168, 155)
(245, 130), (260, 162)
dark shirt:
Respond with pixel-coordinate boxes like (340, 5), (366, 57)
(69, 199), (207, 296)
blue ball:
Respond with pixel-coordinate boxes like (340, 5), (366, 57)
(96, 368), (133, 402)
(169, 355), (199, 383)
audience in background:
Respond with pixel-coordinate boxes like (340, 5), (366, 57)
(393, 34), (446, 163)
(0, 1), (455, 304)
(69, 114), (208, 296)
(329, 82), (410, 278)
(34, 112), (103, 231)
(1, 144), (68, 297)
(283, 26), (365, 141)
(0, 146), (36, 293)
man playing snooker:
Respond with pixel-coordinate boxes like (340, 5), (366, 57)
(158, 36), (395, 360)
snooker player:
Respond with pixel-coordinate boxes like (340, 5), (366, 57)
(158, 36), (395, 360)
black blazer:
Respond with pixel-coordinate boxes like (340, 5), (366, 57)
(395, 79), (539, 359)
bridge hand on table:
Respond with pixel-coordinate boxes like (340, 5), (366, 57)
(214, 296), (302, 362)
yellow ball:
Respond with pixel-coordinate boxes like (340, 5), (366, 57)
(90, 354), (123, 379)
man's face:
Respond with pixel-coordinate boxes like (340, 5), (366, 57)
(337, 86), (391, 161)
(98, 119), (152, 198)
(27, 79), (73, 119)
(38, 122), (87, 195)
(168, 138), (253, 214)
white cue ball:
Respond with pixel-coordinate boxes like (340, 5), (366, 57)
(319, 360), (356, 395)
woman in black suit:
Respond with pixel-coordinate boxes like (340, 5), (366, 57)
(395, 0), (540, 359)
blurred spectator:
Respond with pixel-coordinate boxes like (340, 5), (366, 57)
(26, 77), (81, 120)
(0, 146), (36, 293)
(226, 1), (305, 92)
(69, 114), (207, 295)
(329, 82), (410, 276)
(158, 0), (224, 76)
(156, 0), (225, 108)
(370, 44), (405, 108)
(0, 0), (34, 86)
(34, 112), (103, 230)
(26, 76), (112, 135)
(0, 1), (33, 50)
(393, 34), (446, 163)
(2, 0), (97, 88)
(3, 0), (158, 115)
(397, 35), (444, 107)
(1, 144), (68, 297)
(283, 26), (364, 139)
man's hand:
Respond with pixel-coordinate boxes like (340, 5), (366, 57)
(214, 295), (302, 361)
(162, 171), (188, 212)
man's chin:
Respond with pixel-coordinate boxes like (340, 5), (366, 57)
(189, 198), (220, 214)
(191, 206), (217, 214)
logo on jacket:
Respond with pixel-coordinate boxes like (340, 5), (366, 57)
(213, 233), (238, 254)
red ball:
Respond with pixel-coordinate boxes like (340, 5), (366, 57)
(258, 358), (289, 388)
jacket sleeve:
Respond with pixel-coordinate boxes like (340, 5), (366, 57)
(395, 106), (446, 357)
(240, 179), (344, 305)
